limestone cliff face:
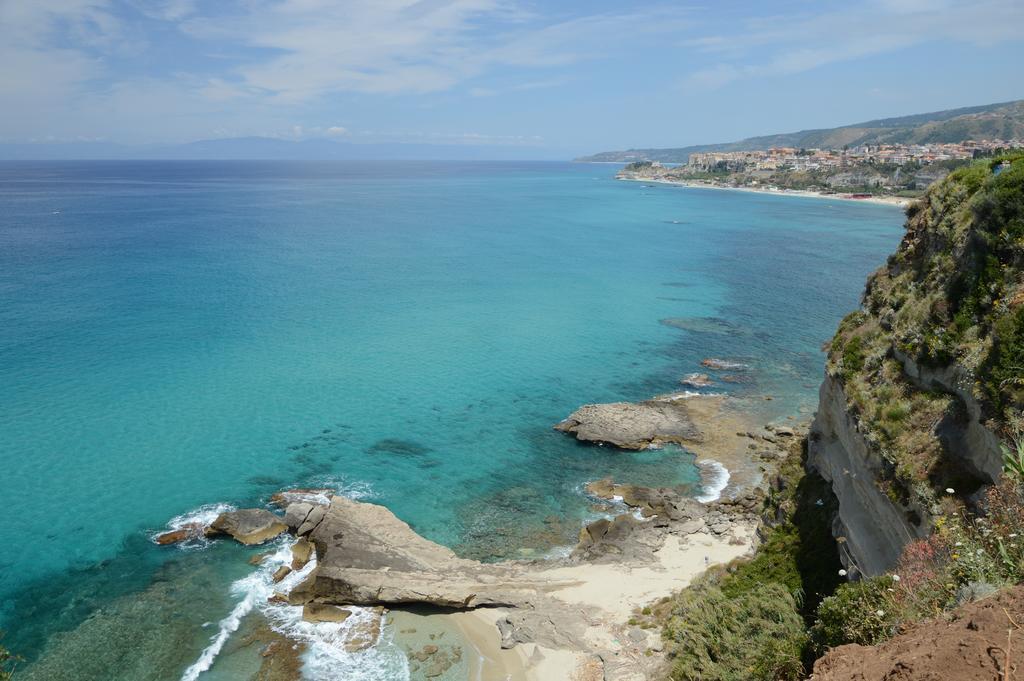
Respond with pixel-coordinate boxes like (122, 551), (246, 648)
(809, 154), (1024, 577)
(810, 375), (932, 577)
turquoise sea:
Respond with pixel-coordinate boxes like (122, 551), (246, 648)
(0, 161), (903, 679)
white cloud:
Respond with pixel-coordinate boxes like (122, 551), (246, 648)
(684, 0), (1024, 88)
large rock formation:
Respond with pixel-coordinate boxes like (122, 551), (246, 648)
(205, 508), (288, 545)
(810, 156), (1023, 576)
(555, 397), (702, 449)
(289, 496), (565, 609)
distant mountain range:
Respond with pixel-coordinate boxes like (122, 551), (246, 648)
(0, 136), (567, 161)
(576, 99), (1024, 163)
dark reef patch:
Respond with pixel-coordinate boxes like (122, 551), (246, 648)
(660, 316), (748, 335)
(367, 438), (434, 458)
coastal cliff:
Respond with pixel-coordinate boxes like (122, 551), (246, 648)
(810, 153), (1024, 577)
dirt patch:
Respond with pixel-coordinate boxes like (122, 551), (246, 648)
(813, 585), (1024, 681)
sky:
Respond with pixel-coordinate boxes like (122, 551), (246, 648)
(2, 0), (1024, 156)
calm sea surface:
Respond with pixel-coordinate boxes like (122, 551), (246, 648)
(0, 161), (903, 679)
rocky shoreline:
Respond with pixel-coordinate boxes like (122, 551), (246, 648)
(158, 390), (804, 680)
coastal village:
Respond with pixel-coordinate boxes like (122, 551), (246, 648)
(686, 138), (1023, 172)
(620, 138), (1023, 199)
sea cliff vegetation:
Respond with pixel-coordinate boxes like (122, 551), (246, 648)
(650, 152), (1024, 680)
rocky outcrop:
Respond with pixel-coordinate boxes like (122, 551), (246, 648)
(292, 496), (564, 609)
(205, 509), (288, 545)
(555, 397), (702, 449)
(809, 376), (931, 576)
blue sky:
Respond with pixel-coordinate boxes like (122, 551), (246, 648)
(2, 0), (1023, 155)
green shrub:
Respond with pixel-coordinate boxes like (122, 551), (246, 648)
(984, 307), (1024, 417)
(812, 578), (899, 649)
(1002, 435), (1024, 483)
(841, 336), (865, 378)
(665, 579), (807, 681)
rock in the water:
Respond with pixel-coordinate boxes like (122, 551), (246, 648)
(272, 565), (292, 583)
(584, 478), (682, 518)
(205, 509), (288, 545)
(291, 537), (314, 570)
(154, 523), (204, 545)
(680, 373), (714, 388)
(302, 603), (352, 623)
(554, 399), (702, 449)
(701, 358), (749, 371)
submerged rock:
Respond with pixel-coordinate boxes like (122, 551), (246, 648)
(554, 398), (702, 449)
(302, 603), (352, 623)
(205, 509), (288, 545)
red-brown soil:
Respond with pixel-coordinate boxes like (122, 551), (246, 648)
(813, 586), (1024, 680)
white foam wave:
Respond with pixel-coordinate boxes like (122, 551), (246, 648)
(180, 570), (263, 681)
(660, 391), (724, 401)
(305, 476), (376, 501)
(180, 540), (408, 681)
(696, 460), (730, 503)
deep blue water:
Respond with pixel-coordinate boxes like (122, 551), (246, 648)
(0, 161), (904, 679)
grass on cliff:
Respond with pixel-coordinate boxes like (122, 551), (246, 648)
(645, 438), (843, 680)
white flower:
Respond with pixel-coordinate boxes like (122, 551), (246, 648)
(945, 488), (955, 494)
(1010, 534), (1018, 538)
(955, 541), (963, 546)
(892, 575), (901, 582)
(838, 569), (848, 576)
(876, 610), (885, 617)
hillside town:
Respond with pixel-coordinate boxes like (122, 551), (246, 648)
(618, 138), (1023, 202)
(686, 138), (1024, 173)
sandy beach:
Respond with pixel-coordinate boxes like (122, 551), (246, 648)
(438, 524), (757, 680)
(627, 176), (914, 207)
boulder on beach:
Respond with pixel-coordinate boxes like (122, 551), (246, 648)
(205, 509), (288, 545)
(554, 398), (702, 449)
